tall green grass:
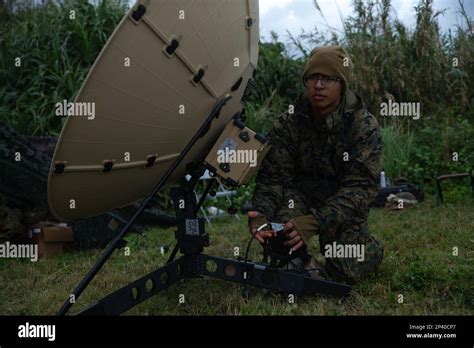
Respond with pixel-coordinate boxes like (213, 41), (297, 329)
(245, 0), (474, 190)
(290, 0), (473, 124)
(1, 0), (473, 194)
(381, 125), (415, 180)
(0, 0), (128, 135)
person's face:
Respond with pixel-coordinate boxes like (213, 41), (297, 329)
(305, 73), (342, 115)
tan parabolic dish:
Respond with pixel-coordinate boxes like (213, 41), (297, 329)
(48, 0), (259, 221)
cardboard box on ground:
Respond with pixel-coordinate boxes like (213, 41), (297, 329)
(28, 222), (74, 259)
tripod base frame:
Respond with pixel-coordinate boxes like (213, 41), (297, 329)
(78, 253), (351, 315)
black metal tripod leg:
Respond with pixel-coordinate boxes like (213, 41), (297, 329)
(196, 178), (216, 211)
(198, 254), (351, 298)
(56, 95), (232, 316)
(166, 242), (180, 264)
(78, 258), (185, 316)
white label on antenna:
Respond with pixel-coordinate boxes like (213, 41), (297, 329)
(219, 138), (237, 153)
(185, 219), (199, 236)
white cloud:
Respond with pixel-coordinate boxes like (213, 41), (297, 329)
(258, 0), (350, 43)
(258, 0), (463, 44)
(259, 0), (295, 16)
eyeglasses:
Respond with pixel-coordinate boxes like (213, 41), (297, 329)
(304, 75), (341, 88)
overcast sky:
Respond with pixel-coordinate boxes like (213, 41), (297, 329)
(259, 0), (473, 43)
(124, 0), (472, 45)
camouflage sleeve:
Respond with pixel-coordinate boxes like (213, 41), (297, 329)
(311, 111), (382, 237)
(251, 114), (296, 218)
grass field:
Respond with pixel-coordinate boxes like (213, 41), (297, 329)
(0, 196), (472, 316)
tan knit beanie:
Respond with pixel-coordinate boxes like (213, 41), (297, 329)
(302, 45), (353, 93)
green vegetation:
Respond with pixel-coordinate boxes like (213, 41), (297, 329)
(245, 0), (474, 188)
(1, 0), (472, 190)
(0, 0), (472, 315)
(0, 197), (472, 315)
(0, 0), (128, 135)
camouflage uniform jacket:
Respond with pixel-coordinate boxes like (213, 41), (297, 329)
(251, 90), (383, 240)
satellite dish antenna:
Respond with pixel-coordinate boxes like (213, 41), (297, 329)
(48, 0), (259, 221)
(55, 1), (351, 316)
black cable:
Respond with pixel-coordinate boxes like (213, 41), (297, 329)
(241, 224), (328, 301)
(259, 242), (328, 278)
(241, 225), (261, 300)
(242, 222), (273, 300)
(244, 232), (256, 264)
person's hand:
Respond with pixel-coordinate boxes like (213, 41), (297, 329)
(283, 214), (320, 250)
(282, 221), (305, 251)
(247, 211), (276, 244)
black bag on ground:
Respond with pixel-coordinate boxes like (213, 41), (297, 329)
(372, 178), (424, 207)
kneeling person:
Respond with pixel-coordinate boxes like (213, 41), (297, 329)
(248, 46), (384, 285)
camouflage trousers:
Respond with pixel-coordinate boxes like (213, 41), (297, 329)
(271, 189), (384, 285)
